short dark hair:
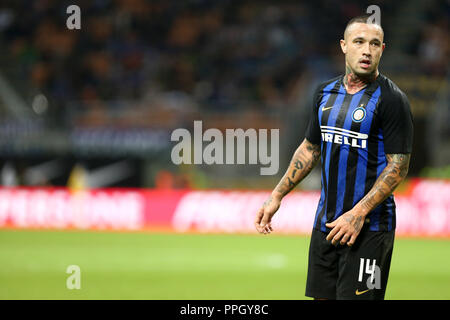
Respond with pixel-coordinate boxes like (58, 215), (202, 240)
(344, 14), (384, 39)
(347, 14), (374, 26)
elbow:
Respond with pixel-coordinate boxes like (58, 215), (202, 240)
(399, 166), (409, 180)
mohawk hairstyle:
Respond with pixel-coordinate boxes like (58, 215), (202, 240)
(344, 14), (384, 39)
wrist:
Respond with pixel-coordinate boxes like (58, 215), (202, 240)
(271, 191), (284, 202)
(352, 203), (370, 217)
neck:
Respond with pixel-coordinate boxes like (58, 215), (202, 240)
(343, 65), (378, 93)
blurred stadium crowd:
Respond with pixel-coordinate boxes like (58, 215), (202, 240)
(2, 0), (448, 112)
(0, 0), (448, 188)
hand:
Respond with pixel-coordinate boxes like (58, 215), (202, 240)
(325, 210), (365, 246)
(255, 195), (281, 234)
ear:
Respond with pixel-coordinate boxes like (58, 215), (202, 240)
(340, 39), (347, 54)
(380, 42), (386, 57)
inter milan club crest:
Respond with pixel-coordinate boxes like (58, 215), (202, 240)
(352, 104), (366, 123)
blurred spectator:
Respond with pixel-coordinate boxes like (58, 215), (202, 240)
(67, 163), (89, 191)
(418, 20), (449, 76)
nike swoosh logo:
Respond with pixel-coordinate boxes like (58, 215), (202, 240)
(355, 289), (370, 295)
(322, 106), (334, 111)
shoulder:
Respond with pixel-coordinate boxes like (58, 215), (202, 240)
(315, 75), (342, 93)
(312, 75), (342, 103)
(375, 74), (412, 119)
(376, 74), (410, 107)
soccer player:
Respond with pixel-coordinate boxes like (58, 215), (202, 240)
(254, 15), (413, 300)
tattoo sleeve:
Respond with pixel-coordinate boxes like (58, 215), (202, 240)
(357, 153), (411, 215)
(273, 138), (321, 199)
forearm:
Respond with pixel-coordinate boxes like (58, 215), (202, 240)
(271, 138), (320, 200)
(354, 153), (410, 216)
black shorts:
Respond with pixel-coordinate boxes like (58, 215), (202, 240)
(305, 225), (395, 300)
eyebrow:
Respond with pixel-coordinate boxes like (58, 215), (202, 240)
(352, 37), (382, 43)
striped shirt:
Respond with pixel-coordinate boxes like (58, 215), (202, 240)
(305, 74), (413, 232)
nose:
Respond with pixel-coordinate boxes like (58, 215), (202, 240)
(362, 43), (372, 57)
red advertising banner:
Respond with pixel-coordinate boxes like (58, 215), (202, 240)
(0, 178), (449, 237)
(0, 187), (145, 230)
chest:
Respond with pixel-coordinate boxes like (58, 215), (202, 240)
(318, 88), (381, 135)
(318, 87), (382, 149)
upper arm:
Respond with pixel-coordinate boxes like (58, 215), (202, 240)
(378, 90), (414, 154)
(304, 138), (320, 152)
(304, 86), (323, 146)
(385, 153), (411, 178)
(303, 138), (321, 163)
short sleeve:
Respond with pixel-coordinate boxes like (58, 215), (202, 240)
(378, 90), (414, 154)
(305, 85), (322, 145)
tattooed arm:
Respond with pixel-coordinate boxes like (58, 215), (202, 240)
(356, 154), (410, 214)
(273, 138), (321, 199)
(254, 138), (321, 234)
(326, 153), (411, 246)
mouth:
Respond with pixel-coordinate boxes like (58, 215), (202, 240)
(359, 58), (372, 69)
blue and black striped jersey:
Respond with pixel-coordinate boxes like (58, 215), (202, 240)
(305, 73), (414, 232)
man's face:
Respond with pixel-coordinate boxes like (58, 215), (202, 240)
(340, 22), (385, 76)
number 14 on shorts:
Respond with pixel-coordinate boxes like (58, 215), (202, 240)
(358, 258), (381, 289)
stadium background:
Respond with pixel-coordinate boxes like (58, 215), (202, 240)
(0, 0), (448, 299)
